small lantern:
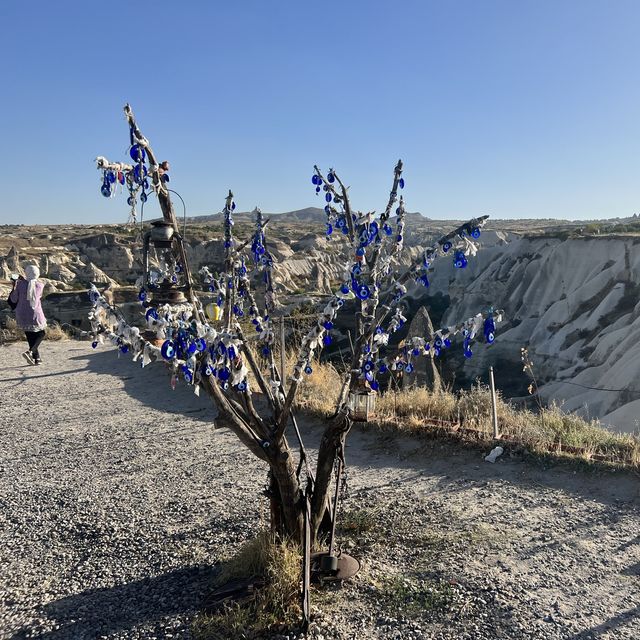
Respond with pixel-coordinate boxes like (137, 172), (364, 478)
(348, 381), (376, 422)
(149, 220), (174, 247)
(142, 220), (187, 304)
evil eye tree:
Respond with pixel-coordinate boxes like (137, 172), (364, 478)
(90, 106), (503, 595)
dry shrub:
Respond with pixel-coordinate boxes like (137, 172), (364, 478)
(3, 317), (24, 340)
(45, 322), (69, 341)
(377, 386), (458, 431)
(193, 531), (302, 639)
(293, 357), (343, 416)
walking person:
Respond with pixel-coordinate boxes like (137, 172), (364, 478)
(9, 265), (47, 365)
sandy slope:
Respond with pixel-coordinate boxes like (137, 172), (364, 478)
(0, 341), (639, 639)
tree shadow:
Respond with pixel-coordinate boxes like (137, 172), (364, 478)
(569, 605), (639, 639)
(10, 565), (217, 639)
(68, 348), (217, 424)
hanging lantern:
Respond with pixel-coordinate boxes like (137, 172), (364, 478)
(142, 221), (187, 304)
(348, 380), (376, 422)
(149, 220), (174, 247)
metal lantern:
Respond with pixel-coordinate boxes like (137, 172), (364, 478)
(348, 381), (376, 422)
(142, 221), (187, 304)
(149, 220), (174, 247)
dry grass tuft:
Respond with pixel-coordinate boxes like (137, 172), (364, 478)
(192, 531), (302, 639)
(45, 322), (69, 341)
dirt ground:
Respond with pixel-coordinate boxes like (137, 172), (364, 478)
(1, 340), (639, 639)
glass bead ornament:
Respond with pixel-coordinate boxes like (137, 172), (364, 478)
(398, 177), (405, 189)
(327, 172), (335, 183)
(161, 340), (176, 360)
(442, 241), (452, 253)
(130, 144), (145, 162)
(356, 284), (370, 300)
(454, 250), (467, 269)
(325, 193), (332, 203)
(323, 334), (332, 346)
(312, 174), (320, 185)
(218, 367), (231, 381)
(91, 341), (98, 349)
(138, 289), (147, 302)
(471, 227), (481, 239)
(304, 365), (313, 375)
(484, 316), (496, 343)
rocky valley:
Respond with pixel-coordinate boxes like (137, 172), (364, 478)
(2, 210), (640, 434)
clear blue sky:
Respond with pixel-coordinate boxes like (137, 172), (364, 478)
(1, 0), (638, 224)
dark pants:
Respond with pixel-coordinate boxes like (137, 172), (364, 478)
(25, 330), (45, 359)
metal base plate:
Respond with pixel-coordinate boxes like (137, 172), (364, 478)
(310, 552), (360, 582)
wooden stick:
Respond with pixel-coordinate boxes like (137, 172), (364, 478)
(489, 366), (500, 439)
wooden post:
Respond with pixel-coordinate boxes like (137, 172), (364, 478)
(280, 316), (286, 394)
(489, 366), (499, 439)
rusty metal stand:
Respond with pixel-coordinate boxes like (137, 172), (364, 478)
(302, 489), (311, 628)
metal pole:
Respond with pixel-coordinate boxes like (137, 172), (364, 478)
(327, 457), (342, 558)
(489, 366), (499, 439)
(280, 316), (286, 394)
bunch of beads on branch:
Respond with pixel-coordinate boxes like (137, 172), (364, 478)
(198, 207), (277, 361)
(293, 161), (501, 397)
(413, 214), (489, 288)
(95, 125), (170, 223)
(88, 279), (250, 393)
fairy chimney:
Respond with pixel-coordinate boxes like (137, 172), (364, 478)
(404, 305), (442, 392)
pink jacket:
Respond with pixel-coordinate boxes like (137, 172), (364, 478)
(9, 279), (47, 331)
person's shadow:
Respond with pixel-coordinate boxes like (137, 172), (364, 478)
(10, 565), (218, 639)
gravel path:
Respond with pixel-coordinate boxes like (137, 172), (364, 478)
(1, 341), (639, 639)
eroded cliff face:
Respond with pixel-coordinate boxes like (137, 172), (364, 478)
(421, 234), (640, 433)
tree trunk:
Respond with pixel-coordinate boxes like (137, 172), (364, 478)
(268, 442), (304, 542)
(309, 413), (351, 544)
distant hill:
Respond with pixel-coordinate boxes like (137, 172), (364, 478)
(186, 207), (327, 225)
